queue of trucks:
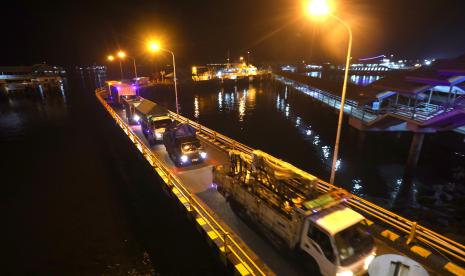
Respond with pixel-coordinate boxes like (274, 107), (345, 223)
(114, 87), (376, 276)
(120, 95), (206, 166)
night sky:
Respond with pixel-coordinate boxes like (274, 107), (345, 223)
(3, 0), (465, 67)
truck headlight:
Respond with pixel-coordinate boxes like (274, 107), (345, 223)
(336, 271), (353, 276)
(180, 155), (188, 163)
(133, 114), (140, 122)
(363, 253), (376, 270)
(200, 152), (207, 159)
(155, 132), (162, 139)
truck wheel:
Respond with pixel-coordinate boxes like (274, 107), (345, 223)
(172, 154), (181, 167)
(229, 199), (246, 219)
(148, 137), (156, 147)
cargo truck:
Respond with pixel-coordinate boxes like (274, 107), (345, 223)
(108, 81), (137, 104)
(163, 123), (207, 166)
(213, 150), (376, 276)
(121, 95), (143, 125)
(130, 98), (172, 145)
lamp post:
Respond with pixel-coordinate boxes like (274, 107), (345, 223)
(306, 0), (353, 184)
(116, 50), (139, 80)
(117, 51), (138, 79)
(116, 51), (126, 80)
(147, 41), (179, 114)
(107, 54), (124, 80)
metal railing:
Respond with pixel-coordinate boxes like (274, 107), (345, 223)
(168, 111), (254, 154)
(275, 74), (465, 128)
(168, 106), (465, 266)
(95, 88), (267, 276)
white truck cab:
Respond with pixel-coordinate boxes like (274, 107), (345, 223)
(301, 205), (376, 276)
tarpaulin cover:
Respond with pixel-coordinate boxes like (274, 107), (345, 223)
(170, 123), (197, 138)
(135, 99), (169, 117)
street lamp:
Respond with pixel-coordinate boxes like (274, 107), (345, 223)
(107, 53), (124, 79)
(306, 0), (353, 184)
(107, 51), (125, 80)
(116, 50), (139, 79)
(147, 41), (179, 114)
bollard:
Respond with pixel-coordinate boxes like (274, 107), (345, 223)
(224, 232), (229, 255)
(407, 222), (418, 245)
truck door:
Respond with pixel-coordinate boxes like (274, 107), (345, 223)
(301, 220), (337, 275)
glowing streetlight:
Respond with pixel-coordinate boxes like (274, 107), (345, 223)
(117, 51), (126, 59)
(107, 53), (124, 79)
(147, 40), (179, 114)
(306, 0), (353, 185)
(148, 41), (161, 52)
(117, 50), (138, 79)
(306, 0), (331, 17)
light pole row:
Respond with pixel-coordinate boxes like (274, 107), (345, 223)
(107, 51), (138, 80)
(106, 42), (179, 115)
(106, 0), (351, 182)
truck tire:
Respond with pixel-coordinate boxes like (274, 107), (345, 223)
(148, 137), (155, 147)
(172, 154), (181, 167)
(229, 198), (247, 220)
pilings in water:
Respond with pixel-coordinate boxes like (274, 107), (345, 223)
(395, 132), (425, 209)
(405, 133), (425, 178)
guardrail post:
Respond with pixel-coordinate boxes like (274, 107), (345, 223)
(224, 232), (229, 255)
(214, 132), (217, 141)
(406, 221), (417, 245)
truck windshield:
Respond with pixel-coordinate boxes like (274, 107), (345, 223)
(153, 119), (171, 128)
(181, 141), (200, 152)
(334, 223), (374, 266)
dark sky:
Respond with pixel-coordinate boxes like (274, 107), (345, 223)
(3, 0), (465, 67)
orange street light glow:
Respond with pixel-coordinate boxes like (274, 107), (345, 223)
(147, 41), (161, 52)
(306, 0), (331, 17)
(117, 51), (126, 59)
(107, 55), (115, 61)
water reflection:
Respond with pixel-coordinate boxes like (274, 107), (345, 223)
(349, 75), (382, 86)
(238, 90), (246, 122)
(218, 91), (223, 110)
(351, 179), (364, 196)
(0, 81), (69, 140)
(211, 85), (257, 122)
(305, 72), (382, 86)
(276, 85), (343, 172)
(194, 95), (199, 118)
(306, 71), (322, 78)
